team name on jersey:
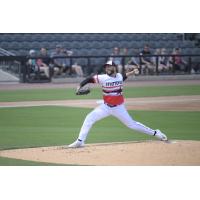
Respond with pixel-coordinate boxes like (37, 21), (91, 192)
(105, 81), (123, 87)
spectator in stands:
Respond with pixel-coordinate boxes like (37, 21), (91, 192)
(120, 48), (129, 73)
(160, 48), (171, 72)
(36, 48), (50, 78)
(124, 48), (140, 73)
(109, 47), (123, 73)
(140, 44), (155, 74)
(153, 48), (170, 72)
(52, 45), (84, 77)
(121, 48), (129, 65)
(51, 45), (66, 75)
(27, 49), (39, 73)
(66, 50), (84, 77)
(60, 47), (72, 76)
(169, 48), (188, 72)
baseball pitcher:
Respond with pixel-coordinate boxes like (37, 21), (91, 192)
(68, 61), (167, 148)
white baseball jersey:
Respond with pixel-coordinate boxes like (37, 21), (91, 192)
(93, 73), (124, 105)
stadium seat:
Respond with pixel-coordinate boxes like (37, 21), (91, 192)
(75, 58), (88, 66)
(9, 42), (23, 50)
(100, 41), (111, 49)
(80, 33), (91, 41)
(71, 41), (81, 49)
(89, 49), (98, 56)
(165, 41), (176, 49)
(79, 49), (90, 56)
(30, 41), (41, 49)
(53, 33), (61, 41)
(97, 48), (110, 56)
(0, 34), (5, 42)
(22, 34), (32, 42)
(123, 34), (134, 41)
(103, 34), (115, 41)
(2, 35), (12, 42)
(191, 48), (200, 54)
(132, 41), (141, 49)
(1, 34), (200, 67)
(92, 41), (103, 49)
(182, 48), (192, 54)
(110, 41), (120, 48)
(131, 34), (140, 41)
(94, 34), (106, 41)
(39, 41), (51, 49)
(0, 41), (10, 49)
(83, 34), (94, 41)
(39, 34), (50, 42)
(122, 41), (133, 48)
(83, 41), (93, 49)
(18, 49), (28, 56)
(95, 33), (106, 41)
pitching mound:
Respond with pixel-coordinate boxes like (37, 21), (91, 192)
(0, 140), (200, 165)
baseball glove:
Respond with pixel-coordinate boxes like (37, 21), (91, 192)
(76, 86), (90, 95)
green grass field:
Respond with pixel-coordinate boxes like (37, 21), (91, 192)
(0, 85), (200, 102)
(0, 156), (70, 166)
(0, 84), (200, 165)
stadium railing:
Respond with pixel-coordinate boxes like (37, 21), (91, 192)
(0, 54), (200, 83)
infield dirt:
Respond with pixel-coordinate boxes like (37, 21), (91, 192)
(0, 140), (200, 165)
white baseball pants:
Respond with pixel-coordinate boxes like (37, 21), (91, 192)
(78, 103), (155, 142)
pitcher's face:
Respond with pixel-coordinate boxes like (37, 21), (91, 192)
(105, 65), (116, 76)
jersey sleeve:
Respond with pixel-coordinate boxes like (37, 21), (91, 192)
(93, 74), (104, 85)
(79, 75), (95, 88)
(117, 73), (126, 81)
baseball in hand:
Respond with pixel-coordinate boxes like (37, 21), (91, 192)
(133, 68), (139, 75)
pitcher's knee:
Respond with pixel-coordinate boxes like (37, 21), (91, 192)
(84, 115), (96, 127)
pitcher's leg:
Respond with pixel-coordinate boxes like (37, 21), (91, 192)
(78, 104), (110, 142)
(112, 104), (155, 136)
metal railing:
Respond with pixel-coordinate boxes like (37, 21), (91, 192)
(0, 54), (200, 83)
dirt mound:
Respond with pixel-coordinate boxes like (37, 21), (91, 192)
(1, 140), (200, 166)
